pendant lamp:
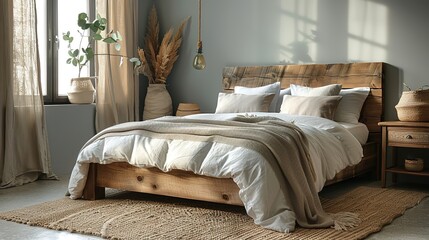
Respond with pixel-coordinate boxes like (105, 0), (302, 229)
(193, 0), (206, 70)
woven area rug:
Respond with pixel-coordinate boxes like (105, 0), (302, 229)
(0, 186), (427, 240)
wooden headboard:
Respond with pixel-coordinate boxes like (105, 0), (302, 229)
(222, 62), (385, 143)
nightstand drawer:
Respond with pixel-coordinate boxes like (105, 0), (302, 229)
(388, 128), (429, 145)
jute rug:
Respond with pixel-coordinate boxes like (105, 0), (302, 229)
(0, 186), (427, 240)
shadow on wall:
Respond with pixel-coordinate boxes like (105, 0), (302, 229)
(282, 41), (313, 64)
(278, 0), (389, 64)
(277, 0), (405, 121)
(384, 63), (401, 121)
(278, 1), (318, 64)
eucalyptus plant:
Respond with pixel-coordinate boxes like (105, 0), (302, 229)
(63, 12), (121, 77)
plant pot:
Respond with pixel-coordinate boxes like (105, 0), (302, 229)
(67, 77), (96, 104)
(143, 84), (173, 120)
(395, 89), (429, 121)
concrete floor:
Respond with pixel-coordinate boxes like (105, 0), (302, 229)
(0, 175), (428, 240)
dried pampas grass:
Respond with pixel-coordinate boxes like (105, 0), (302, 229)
(137, 5), (189, 84)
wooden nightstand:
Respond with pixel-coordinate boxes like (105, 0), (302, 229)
(378, 121), (429, 187)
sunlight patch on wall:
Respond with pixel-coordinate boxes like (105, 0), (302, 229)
(279, 0), (318, 63)
(348, 0), (387, 61)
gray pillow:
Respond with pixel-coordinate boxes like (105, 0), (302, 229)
(290, 84), (342, 96)
(234, 82), (281, 112)
(334, 87), (370, 124)
(215, 93), (275, 113)
(280, 95), (342, 120)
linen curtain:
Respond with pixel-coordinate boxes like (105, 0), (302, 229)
(95, 0), (139, 132)
(0, 0), (55, 188)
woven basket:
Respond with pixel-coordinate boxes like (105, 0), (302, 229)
(405, 158), (424, 172)
(67, 77), (96, 104)
(176, 103), (200, 116)
(395, 89), (429, 122)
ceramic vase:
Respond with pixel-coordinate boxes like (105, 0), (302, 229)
(143, 84), (173, 120)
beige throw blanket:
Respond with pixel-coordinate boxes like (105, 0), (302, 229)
(86, 116), (337, 229)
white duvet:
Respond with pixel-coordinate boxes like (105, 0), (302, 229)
(68, 113), (363, 233)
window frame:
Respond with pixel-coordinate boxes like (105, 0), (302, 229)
(41, 0), (95, 104)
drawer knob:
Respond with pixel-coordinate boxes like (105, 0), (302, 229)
(405, 135), (413, 139)
(136, 176), (144, 182)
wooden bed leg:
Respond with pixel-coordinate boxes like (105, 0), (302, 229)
(82, 163), (105, 200)
(392, 147), (398, 184)
(376, 142), (381, 180)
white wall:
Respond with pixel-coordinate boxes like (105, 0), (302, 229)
(155, 0), (429, 121)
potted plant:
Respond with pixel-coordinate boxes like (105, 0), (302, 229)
(62, 12), (121, 104)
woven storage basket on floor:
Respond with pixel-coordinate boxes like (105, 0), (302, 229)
(395, 89), (429, 121)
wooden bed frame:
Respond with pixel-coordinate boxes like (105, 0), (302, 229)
(83, 62), (385, 206)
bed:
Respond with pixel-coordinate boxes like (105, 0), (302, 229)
(69, 62), (385, 232)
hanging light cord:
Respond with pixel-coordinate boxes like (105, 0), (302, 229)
(197, 0), (202, 52)
(193, 0), (206, 70)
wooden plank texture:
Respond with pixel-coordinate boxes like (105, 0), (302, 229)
(223, 62), (384, 137)
(223, 62), (383, 89)
(95, 162), (243, 206)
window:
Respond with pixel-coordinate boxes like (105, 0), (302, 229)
(36, 0), (94, 103)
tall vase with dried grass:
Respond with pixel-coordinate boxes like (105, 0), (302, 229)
(131, 6), (189, 120)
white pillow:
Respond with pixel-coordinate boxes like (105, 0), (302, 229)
(215, 93), (275, 113)
(234, 82), (280, 112)
(334, 87), (370, 124)
(291, 84), (342, 96)
(276, 88), (291, 112)
(280, 95), (342, 120)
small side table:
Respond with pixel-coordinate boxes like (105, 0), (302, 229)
(176, 103), (200, 116)
(378, 121), (429, 187)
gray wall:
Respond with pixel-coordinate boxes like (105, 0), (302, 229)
(45, 105), (95, 176)
(155, 0), (429, 121)
(137, 0), (154, 117)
